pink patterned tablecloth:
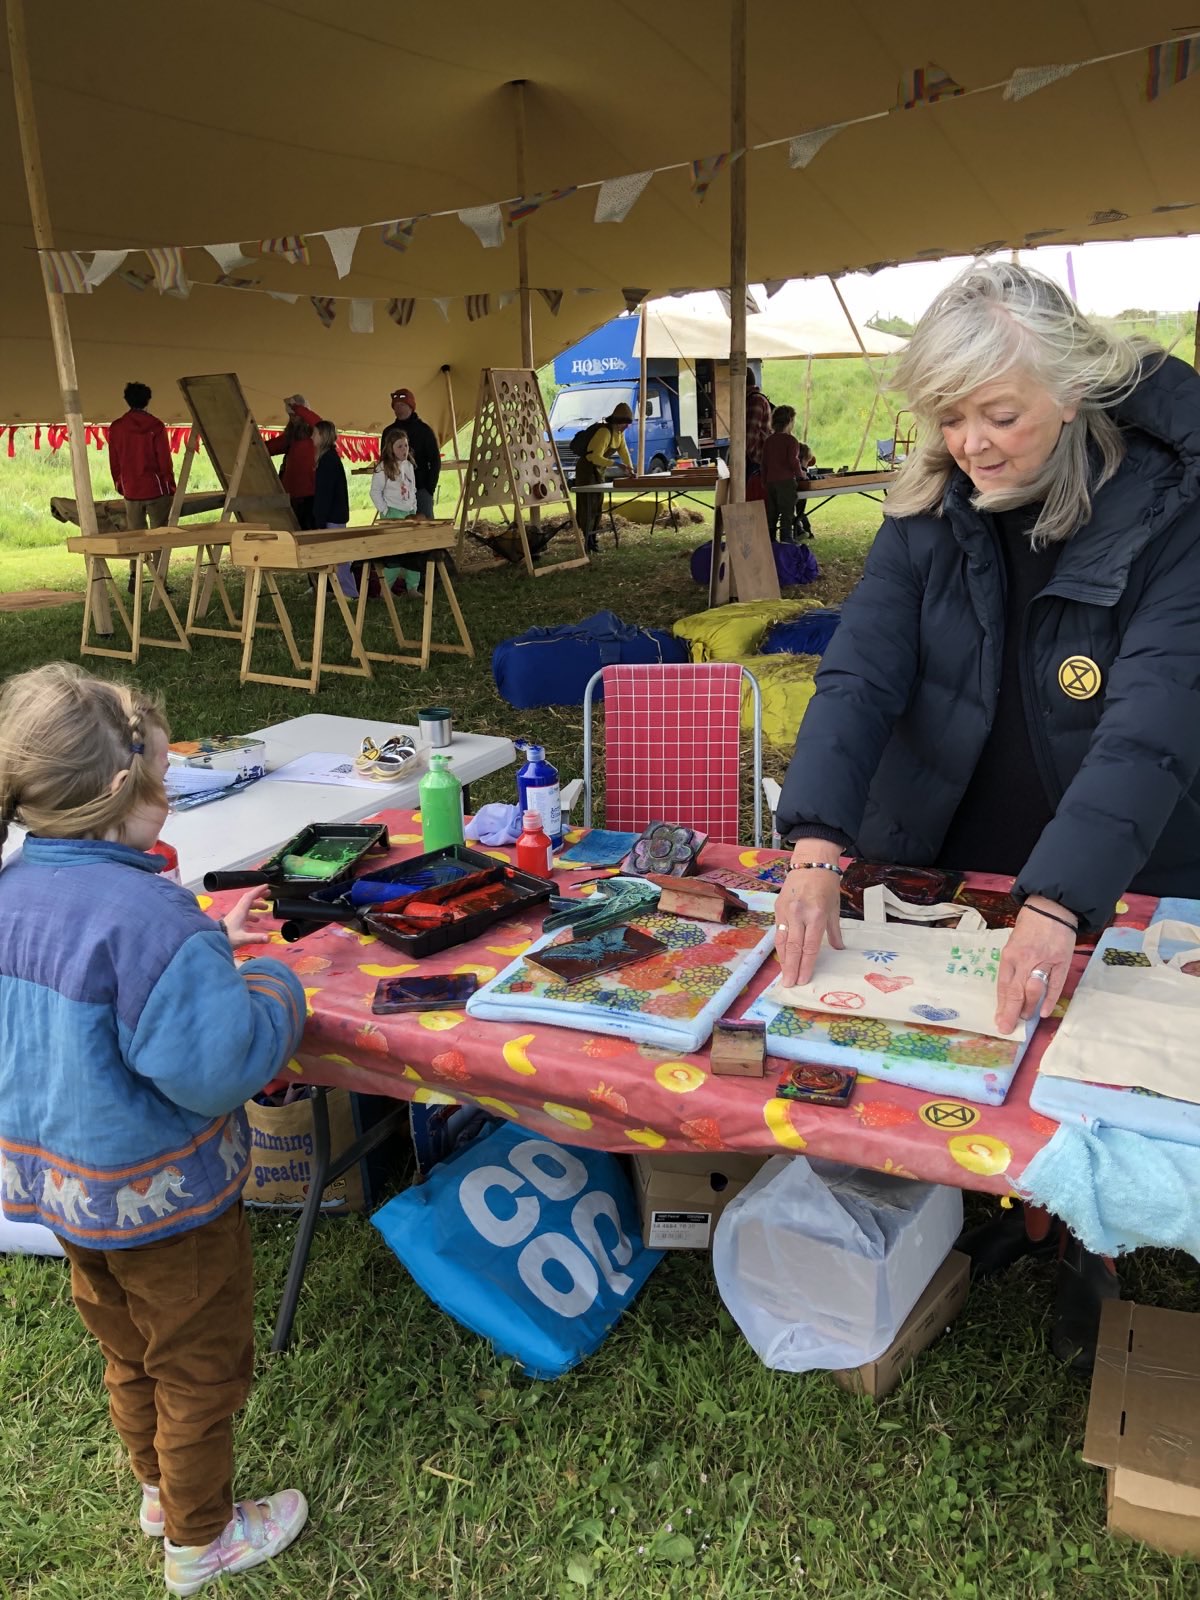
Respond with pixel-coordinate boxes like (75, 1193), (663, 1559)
(203, 810), (1156, 1197)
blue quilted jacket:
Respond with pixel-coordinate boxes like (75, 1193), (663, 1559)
(0, 836), (306, 1248)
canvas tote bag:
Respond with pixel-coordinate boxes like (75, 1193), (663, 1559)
(767, 885), (1022, 1043)
(1037, 919), (1200, 1102)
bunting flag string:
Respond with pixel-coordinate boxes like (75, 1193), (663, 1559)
(205, 242), (253, 274)
(536, 286), (563, 315)
(310, 295), (336, 327)
(458, 204), (504, 248)
(1145, 34), (1200, 100)
(763, 278), (787, 299)
(84, 249), (128, 288)
(322, 226), (361, 278)
(432, 297), (452, 321)
(465, 293), (490, 321)
(381, 217), (420, 252)
(215, 272), (261, 289)
(595, 170), (653, 224)
(1, 421), (380, 458)
(386, 296), (415, 326)
(40, 251), (91, 295)
(348, 297), (374, 333)
(507, 186), (578, 224)
(689, 152), (729, 202)
(118, 268), (153, 292)
(1004, 63), (1081, 102)
(261, 235), (310, 265)
(896, 63), (965, 109)
(146, 245), (188, 295)
(787, 125), (843, 169)
(267, 289), (300, 303)
(621, 286), (649, 313)
(497, 289), (518, 311)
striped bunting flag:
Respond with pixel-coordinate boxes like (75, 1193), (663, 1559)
(261, 235), (310, 265)
(39, 251), (91, 294)
(310, 296), (336, 327)
(386, 297), (415, 327)
(689, 152), (728, 202)
(381, 217), (419, 252)
(146, 246), (188, 295)
(1145, 35), (1200, 101)
(465, 293), (490, 321)
(896, 64), (964, 109)
(508, 186), (577, 224)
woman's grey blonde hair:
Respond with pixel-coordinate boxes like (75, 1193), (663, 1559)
(0, 663), (169, 856)
(885, 261), (1155, 543)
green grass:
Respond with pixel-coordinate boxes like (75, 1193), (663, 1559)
(2, 386), (1199, 1596)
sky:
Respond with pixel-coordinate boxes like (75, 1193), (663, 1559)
(823, 235), (1200, 325)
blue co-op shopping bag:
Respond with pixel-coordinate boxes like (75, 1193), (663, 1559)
(372, 1123), (662, 1378)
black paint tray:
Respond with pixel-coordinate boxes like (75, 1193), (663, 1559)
(202, 821), (390, 893)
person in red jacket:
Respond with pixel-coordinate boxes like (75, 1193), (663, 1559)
(266, 394), (322, 529)
(108, 382), (177, 591)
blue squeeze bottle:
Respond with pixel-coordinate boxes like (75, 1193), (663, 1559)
(516, 743), (562, 847)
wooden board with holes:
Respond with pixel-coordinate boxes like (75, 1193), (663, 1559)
(720, 500), (780, 603)
(51, 491), (227, 533)
(178, 373), (297, 531)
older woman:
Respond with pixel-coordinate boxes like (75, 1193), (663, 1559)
(773, 262), (1200, 1370)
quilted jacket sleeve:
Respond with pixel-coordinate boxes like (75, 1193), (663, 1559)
(1017, 515), (1200, 927)
(776, 516), (924, 842)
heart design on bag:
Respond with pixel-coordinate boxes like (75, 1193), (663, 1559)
(865, 972), (914, 994)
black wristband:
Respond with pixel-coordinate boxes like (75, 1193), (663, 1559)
(1021, 902), (1078, 934)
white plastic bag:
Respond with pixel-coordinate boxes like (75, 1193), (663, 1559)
(712, 1155), (962, 1372)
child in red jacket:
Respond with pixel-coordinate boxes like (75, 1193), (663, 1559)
(760, 406), (814, 543)
(108, 382), (177, 590)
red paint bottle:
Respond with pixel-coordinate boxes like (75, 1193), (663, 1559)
(515, 810), (554, 879)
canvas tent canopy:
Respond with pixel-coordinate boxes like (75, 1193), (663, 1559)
(641, 291), (908, 360)
(1, 1), (1197, 441)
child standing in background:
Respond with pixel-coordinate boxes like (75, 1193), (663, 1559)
(0, 664), (309, 1596)
(312, 419), (356, 599)
(369, 430), (421, 594)
(761, 405), (812, 543)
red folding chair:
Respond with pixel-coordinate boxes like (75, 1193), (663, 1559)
(581, 662), (764, 846)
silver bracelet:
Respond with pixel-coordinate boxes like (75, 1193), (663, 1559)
(788, 860), (843, 877)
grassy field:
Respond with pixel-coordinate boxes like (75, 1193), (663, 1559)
(2, 364), (1199, 1598)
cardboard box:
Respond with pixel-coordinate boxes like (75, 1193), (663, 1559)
(1084, 1300), (1200, 1559)
(631, 1151), (769, 1250)
(831, 1249), (969, 1399)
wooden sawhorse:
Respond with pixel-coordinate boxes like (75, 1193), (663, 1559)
(229, 521), (474, 693)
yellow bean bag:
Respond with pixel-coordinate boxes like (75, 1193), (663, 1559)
(673, 599), (819, 664)
(737, 653), (819, 746)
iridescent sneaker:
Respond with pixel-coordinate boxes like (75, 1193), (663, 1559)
(141, 1483), (165, 1537)
(163, 1491), (308, 1596)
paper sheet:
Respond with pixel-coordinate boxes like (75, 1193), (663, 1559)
(262, 752), (395, 790)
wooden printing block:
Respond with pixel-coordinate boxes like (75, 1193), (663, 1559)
(710, 1019), (766, 1077)
(646, 875), (747, 923)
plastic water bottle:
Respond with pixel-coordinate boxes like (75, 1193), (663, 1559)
(515, 810), (554, 878)
(418, 754), (465, 851)
(516, 743), (562, 846)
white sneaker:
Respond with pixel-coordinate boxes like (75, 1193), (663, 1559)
(163, 1491), (308, 1595)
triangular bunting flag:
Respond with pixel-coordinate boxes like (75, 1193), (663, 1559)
(536, 287), (563, 316)
(1004, 63), (1080, 102)
(214, 273), (261, 289)
(508, 186), (578, 224)
(594, 170), (653, 224)
(787, 125), (842, 169)
(267, 290), (300, 303)
(146, 246), (188, 295)
(458, 204), (504, 248)
(348, 297), (374, 333)
(689, 152), (728, 202)
(84, 249), (128, 289)
(1145, 35), (1200, 100)
(1089, 209), (1130, 226)
(381, 217), (420, 252)
(322, 226), (362, 279)
(763, 278), (787, 299)
(386, 297), (415, 326)
(621, 287), (649, 313)
(574, 287), (599, 296)
(896, 64), (965, 109)
(118, 269), (153, 292)
(39, 251), (91, 295)
(497, 290), (518, 310)
(433, 297), (452, 321)
(205, 242), (253, 274)
(465, 293), (490, 321)
(310, 296), (336, 327)
(261, 235), (310, 265)
(716, 287), (762, 317)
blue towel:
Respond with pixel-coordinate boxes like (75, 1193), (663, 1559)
(1018, 1122), (1200, 1259)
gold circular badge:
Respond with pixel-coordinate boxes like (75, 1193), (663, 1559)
(1058, 655), (1101, 701)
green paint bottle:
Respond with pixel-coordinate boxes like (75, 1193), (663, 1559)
(419, 753), (465, 852)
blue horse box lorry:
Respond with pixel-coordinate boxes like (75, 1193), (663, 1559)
(549, 314), (762, 473)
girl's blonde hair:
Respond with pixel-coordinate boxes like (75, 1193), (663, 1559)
(383, 429), (409, 480)
(885, 260), (1155, 543)
(314, 419), (337, 457)
(0, 663), (169, 855)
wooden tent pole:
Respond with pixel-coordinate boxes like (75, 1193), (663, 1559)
(828, 272), (899, 428)
(440, 363), (466, 518)
(6, 0), (110, 630)
(511, 80), (534, 370)
(801, 353), (814, 442)
(1193, 299), (1199, 372)
(637, 306), (648, 474)
(727, 0), (748, 503)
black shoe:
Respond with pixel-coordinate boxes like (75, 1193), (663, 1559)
(1051, 1236), (1119, 1374)
(585, 538), (599, 554)
(956, 1204), (1060, 1280)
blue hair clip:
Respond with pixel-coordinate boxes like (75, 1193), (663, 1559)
(130, 742), (145, 755)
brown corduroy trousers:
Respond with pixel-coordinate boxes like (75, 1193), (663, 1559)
(59, 1200), (254, 1547)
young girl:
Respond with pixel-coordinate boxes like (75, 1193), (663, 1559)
(369, 430), (421, 593)
(0, 664), (309, 1595)
(312, 419), (355, 598)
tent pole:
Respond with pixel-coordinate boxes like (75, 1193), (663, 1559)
(6, 0), (110, 631)
(1193, 299), (1199, 372)
(828, 272), (899, 427)
(727, 0), (748, 503)
(801, 353), (813, 443)
(511, 80), (534, 371)
(637, 307), (648, 474)
(440, 363), (466, 516)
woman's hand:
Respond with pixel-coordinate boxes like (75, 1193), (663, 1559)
(222, 887), (273, 950)
(994, 896), (1079, 1033)
(773, 843), (845, 987)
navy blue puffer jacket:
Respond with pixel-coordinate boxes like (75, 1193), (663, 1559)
(776, 355), (1200, 928)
